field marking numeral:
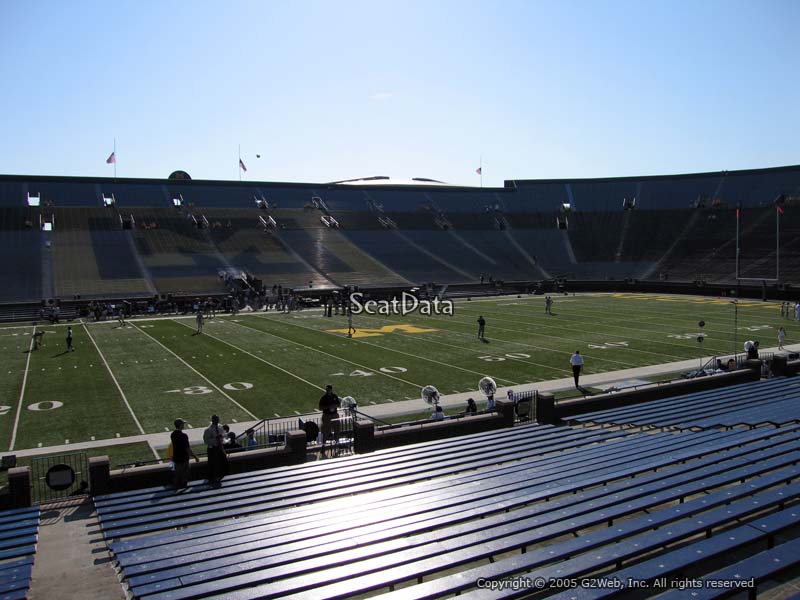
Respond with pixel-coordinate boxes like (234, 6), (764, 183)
(27, 401), (64, 411)
(740, 325), (771, 332)
(223, 382), (254, 391)
(587, 341), (629, 349)
(348, 370), (374, 377)
(668, 333), (707, 340)
(166, 385), (213, 395)
(478, 353), (531, 362)
(379, 366), (407, 374)
(0, 405), (10, 416)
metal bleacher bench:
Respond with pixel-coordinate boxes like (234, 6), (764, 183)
(0, 506), (40, 600)
(97, 425), (800, 600)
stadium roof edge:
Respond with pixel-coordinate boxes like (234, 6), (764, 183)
(505, 163), (800, 187)
(0, 173), (508, 193)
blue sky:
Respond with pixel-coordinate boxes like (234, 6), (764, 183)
(1, 0), (797, 186)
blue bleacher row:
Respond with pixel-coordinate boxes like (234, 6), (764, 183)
(0, 506), (40, 600)
(91, 405), (800, 600)
(566, 377), (800, 430)
(2, 164), (799, 210)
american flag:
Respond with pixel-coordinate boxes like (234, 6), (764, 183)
(239, 158), (247, 172)
(106, 152), (116, 164)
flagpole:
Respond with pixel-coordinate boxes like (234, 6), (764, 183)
(735, 206), (740, 281)
(113, 138), (117, 180)
(238, 145), (241, 182)
(480, 155), (483, 188)
(777, 206), (780, 282)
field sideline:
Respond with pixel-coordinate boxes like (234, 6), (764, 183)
(0, 293), (791, 458)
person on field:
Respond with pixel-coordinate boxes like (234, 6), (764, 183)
(203, 415), (228, 488)
(171, 419), (198, 489)
(196, 311), (204, 334)
(545, 295), (553, 315)
(477, 315), (486, 340)
(570, 350), (584, 388)
(778, 326), (786, 350)
(347, 307), (356, 338)
(66, 326), (75, 352)
(744, 340), (760, 360)
(318, 384), (341, 457)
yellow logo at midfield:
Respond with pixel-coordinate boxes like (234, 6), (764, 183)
(327, 324), (438, 338)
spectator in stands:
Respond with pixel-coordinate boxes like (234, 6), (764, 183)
(465, 398), (478, 416)
(66, 326), (75, 352)
(203, 415), (227, 488)
(431, 405), (445, 420)
(245, 429), (258, 449)
(318, 384), (341, 457)
(195, 311), (204, 334)
(477, 315), (486, 341)
(171, 419), (198, 489)
(744, 340), (759, 360)
(778, 327), (786, 350)
(222, 425), (239, 449)
(570, 350), (584, 388)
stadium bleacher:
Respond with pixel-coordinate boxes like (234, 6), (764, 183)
(565, 377), (800, 430)
(89, 418), (800, 600)
(0, 164), (798, 302)
(0, 506), (40, 600)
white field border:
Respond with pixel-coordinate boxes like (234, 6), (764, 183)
(221, 317), (430, 390)
(171, 319), (323, 392)
(9, 327), (35, 451)
(252, 313), (521, 386)
(82, 324), (150, 446)
(130, 322), (258, 421)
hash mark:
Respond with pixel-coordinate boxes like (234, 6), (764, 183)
(90, 436), (95, 441)
(115, 433), (120, 438)
(65, 439), (69, 444)
(274, 413), (281, 417)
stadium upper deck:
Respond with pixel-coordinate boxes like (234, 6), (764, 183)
(1, 163), (798, 211)
(0, 165), (799, 303)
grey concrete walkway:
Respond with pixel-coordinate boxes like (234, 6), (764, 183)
(28, 498), (125, 600)
(11, 342), (796, 459)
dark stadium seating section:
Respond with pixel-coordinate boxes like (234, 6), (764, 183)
(0, 165), (799, 301)
(0, 506), (40, 600)
(565, 377), (800, 430)
(93, 418), (800, 599)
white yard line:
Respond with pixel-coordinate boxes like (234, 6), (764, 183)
(254, 314), (520, 385)
(224, 318), (427, 390)
(130, 322), (258, 421)
(171, 319), (323, 392)
(82, 325), (151, 451)
(9, 327), (35, 451)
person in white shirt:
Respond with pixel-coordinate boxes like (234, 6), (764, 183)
(203, 415), (227, 488)
(778, 326), (786, 350)
(570, 350), (584, 388)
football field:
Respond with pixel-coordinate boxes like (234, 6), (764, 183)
(0, 293), (791, 459)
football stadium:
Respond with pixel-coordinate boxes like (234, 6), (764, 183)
(3, 2), (800, 599)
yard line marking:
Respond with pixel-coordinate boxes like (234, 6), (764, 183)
(357, 311), (636, 369)
(9, 327), (35, 452)
(225, 318), (429, 389)
(253, 314), (519, 385)
(131, 322), (258, 420)
(82, 324), (146, 436)
(171, 319), (323, 392)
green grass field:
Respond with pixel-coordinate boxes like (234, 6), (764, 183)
(0, 293), (791, 460)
